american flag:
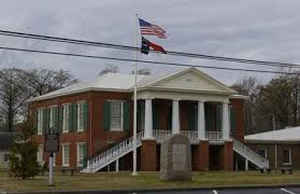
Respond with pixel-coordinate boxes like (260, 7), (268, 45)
(138, 18), (167, 39)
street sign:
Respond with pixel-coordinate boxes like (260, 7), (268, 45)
(44, 133), (60, 153)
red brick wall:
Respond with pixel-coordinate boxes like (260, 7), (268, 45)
(230, 98), (245, 142)
(30, 91), (133, 168)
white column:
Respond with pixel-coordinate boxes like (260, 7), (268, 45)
(144, 99), (153, 139)
(172, 100), (180, 134)
(222, 102), (230, 140)
(116, 159), (119, 172)
(245, 159), (249, 171)
(198, 101), (206, 140)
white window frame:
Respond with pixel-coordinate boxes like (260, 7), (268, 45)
(62, 104), (70, 133)
(283, 148), (292, 165)
(77, 142), (87, 167)
(49, 105), (58, 129)
(77, 101), (86, 132)
(37, 144), (44, 164)
(62, 144), (70, 167)
(109, 100), (124, 132)
(37, 108), (43, 135)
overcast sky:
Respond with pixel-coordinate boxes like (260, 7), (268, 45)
(0, 0), (300, 85)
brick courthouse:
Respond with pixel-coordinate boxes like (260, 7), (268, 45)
(29, 67), (269, 172)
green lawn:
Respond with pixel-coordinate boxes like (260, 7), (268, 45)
(0, 170), (299, 192)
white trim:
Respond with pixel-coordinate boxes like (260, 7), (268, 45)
(37, 144), (44, 164)
(62, 103), (70, 133)
(62, 144), (70, 167)
(49, 105), (58, 129)
(109, 101), (124, 132)
(37, 108), (43, 135)
(77, 101), (86, 132)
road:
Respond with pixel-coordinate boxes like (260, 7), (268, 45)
(140, 187), (300, 194)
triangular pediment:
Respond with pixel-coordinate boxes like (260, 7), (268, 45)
(147, 68), (236, 94)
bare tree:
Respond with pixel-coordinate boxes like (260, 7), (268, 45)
(98, 64), (119, 76)
(16, 68), (77, 96)
(0, 68), (30, 131)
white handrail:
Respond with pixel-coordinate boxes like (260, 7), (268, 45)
(232, 137), (269, 169)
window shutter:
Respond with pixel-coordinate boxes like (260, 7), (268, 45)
(58, 106), (64, 134)
(230, 106), (237, 132)
(123, 101), (130, 131)
(68, 104), (73, 132)
(82, 143), (88, 168)
(83, 102), (88, 131)
(103, 101), (111, 131)
(73, 103), (78, 132)
(54, 106), (59, 132)
(216, 104), (222, 131)
(35, 110), (38, 134)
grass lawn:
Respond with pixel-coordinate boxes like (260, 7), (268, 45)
(0, 170), (300, 192)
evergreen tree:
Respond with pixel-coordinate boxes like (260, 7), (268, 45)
(8, 119), (41, 179)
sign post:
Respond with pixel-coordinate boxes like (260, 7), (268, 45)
(44, 130), (59, 186)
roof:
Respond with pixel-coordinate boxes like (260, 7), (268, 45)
(28, 67), (238, 102)
(0, 132), (14, 151)
(245, 126), (300, 143)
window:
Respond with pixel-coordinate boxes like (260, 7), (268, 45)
(283, 148), (292, 164)
(37, 108), (43, 135)
(257, 148), (268, 159)
(110, 101), (123, 131)
(4, 153), (9, 162)
(63, 104), (70, 133)
(49, 106), (58, 131)
(77, 101), (87, 132)
(37, 144), (43, 163)
(62, 144), (70, 167)
(77, 143), (87, 167)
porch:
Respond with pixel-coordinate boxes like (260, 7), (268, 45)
(137, 98), (231, 144)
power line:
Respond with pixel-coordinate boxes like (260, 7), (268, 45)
(0, 45), (297, 75)
(0, 29), (299, 69)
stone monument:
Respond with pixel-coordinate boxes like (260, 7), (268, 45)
(160, 134), (192, 180)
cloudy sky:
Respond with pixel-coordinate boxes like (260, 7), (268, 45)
(0, 0), (299, 85)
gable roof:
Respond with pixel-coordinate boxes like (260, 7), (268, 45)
(28, 67), (238, 102)
(245, 126), (300, 143)
(139, 67), (237, 94)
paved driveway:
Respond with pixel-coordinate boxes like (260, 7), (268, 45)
(140, 187), (300, 194)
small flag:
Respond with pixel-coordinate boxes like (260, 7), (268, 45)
(141, 36), (167, 54)
(138, 18), (167, 39)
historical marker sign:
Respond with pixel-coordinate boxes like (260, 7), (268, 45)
(44, 133), (60, 153)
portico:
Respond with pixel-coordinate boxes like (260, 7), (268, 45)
(135, 67), (237, 171)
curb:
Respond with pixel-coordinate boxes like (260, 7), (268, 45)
(5, 184), (300, 194)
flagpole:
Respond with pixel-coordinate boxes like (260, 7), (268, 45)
(132, 13), (139, 176)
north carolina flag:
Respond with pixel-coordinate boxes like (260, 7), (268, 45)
(141, 36), (167, 54)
